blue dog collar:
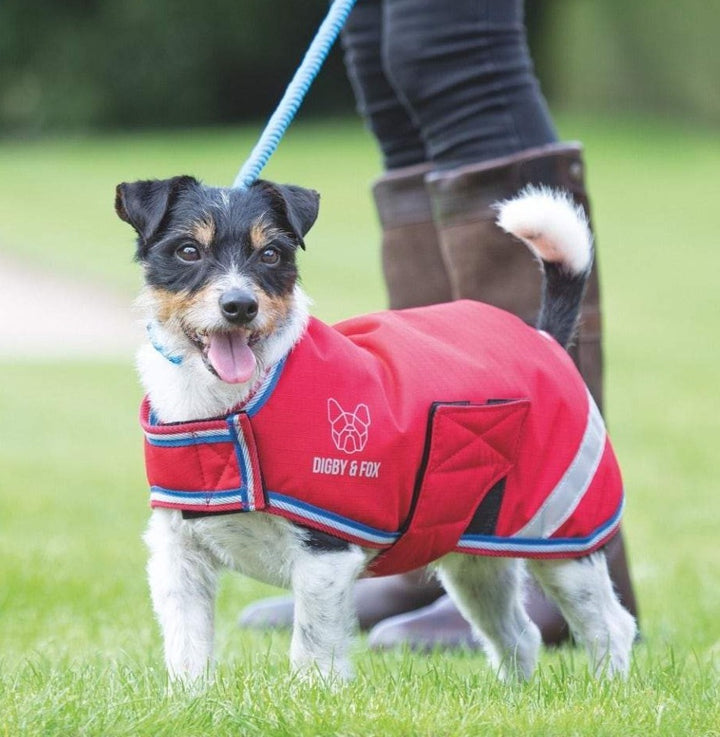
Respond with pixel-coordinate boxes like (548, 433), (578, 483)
(146, 321), (184, 365)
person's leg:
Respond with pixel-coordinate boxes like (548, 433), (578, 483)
(381, 0), (558, 325)
(342, 0), (453, 308)
(340, 0), (426, 171)
(360, 0), (636, 649)
(382, 0), (557, 168)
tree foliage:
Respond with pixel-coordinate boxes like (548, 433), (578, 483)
(0, 0), (354, 133)
(535, 0), (720, 125)
(1, 0), (717, 134)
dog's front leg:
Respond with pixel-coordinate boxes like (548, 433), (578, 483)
(144, 509), (219, 684)
(289, 545), (367, 682)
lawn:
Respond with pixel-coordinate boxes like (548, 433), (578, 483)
(1, 115), (719, 736)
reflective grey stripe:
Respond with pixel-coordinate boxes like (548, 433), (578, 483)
(514, 389), (606, 539)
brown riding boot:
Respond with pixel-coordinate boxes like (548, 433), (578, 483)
(373, 163), (453, 308)
(367, 532), (638, 651)
(425, 142), (603, 405)
(239, 570), (445, 632)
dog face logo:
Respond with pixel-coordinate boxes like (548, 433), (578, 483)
(327, 399), (370, 454)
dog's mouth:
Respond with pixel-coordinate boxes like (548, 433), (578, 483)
(186, 328), (260, 384)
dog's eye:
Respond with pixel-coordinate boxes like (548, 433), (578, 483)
(176, 244), (201, 263)
(260, 247), (281, 266)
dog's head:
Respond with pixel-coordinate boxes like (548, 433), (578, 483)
(115, 176), (319, 384)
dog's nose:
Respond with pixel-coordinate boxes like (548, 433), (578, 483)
(219, 289), (259, 325)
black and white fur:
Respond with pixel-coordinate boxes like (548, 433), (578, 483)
(115, 177), (636, 684)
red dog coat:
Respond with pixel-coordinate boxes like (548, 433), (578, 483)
(141, 301), (623, 576)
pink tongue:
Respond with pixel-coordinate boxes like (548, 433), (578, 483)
(207, 333), (257, 384)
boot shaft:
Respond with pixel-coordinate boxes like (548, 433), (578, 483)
(371, 144), (603, 410)
(373, 164), (453, 309)
(424, 143), (603, 410)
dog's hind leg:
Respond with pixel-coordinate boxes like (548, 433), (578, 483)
(436, 554), (541, 680)
(144, 509), (219, 683)
(290, 545), (368, 682)
(528, 552), (636, 677)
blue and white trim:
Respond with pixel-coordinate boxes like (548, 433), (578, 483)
(267, 491), (400, 546)
(144, 426), (234, 447)
(150, 486), (245, 508)
(244, 358), (287, 416)
(456, 498), (624, 556)
(227, 414), (255, 510)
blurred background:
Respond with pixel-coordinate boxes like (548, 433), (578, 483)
(1, 0), (719, 133)
(0, 1), (718, 728)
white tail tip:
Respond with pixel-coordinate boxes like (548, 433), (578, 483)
(496, 185), (593, 275)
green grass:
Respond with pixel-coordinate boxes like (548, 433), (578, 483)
(2, 653), (717, 736)
(1, 116), (719, 735)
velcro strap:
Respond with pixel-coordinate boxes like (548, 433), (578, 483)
(140, 398), (266, 513)
(369, 399), (529, 577)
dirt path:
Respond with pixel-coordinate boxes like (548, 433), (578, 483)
(0, 255), (143, 359)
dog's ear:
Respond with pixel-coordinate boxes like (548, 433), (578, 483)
(278, 184), (320, 245)
(255, 181), (320, 249)
(115, 176), (199, 257)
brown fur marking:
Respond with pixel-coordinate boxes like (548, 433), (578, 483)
(147, 286), (214, 325)
(250, 217), (285, 251)
(255, 291), (294, 338)
(190, 218), (216, 249)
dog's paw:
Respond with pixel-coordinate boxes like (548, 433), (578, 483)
(290, 657), (354, 688)
(164, 663), (215, 697)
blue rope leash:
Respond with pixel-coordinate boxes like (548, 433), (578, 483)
(233, 0), (358, 190)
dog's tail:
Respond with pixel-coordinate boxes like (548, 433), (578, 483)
(496, 186), (593, 348)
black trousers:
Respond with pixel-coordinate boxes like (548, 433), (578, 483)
(341, 0), (557, 170)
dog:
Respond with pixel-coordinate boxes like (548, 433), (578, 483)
(115, 176), (636, 684)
